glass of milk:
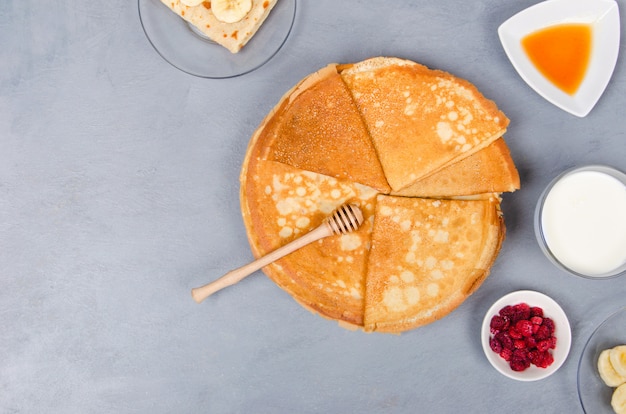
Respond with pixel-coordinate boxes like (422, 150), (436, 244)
(534, 165), (626, 279)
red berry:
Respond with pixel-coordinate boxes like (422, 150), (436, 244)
(500, 348), (513, 362)
(535, 325), (551, 340)
(515, 319), (534, 337)
(514, 339), (526, 349)
(542, 317), (555, 334)
(490, 337), (503, 353)
(537, 339), (551, 352)
(490, 315), (509, 333)
(548, 336), (557, 349)
(509, 327), (523, 339)
(499, 305), (515, 319)
(530, 306), (544, 317)
(525, 336), (537, 349)
(495, 331), (514, 351)
(530, 316), (543, 325)
(510, 356), (531, 371)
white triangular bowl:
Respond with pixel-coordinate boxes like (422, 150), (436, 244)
(498, 0), (620, 117)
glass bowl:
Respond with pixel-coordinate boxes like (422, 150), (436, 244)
(534, 165), (626, 279)
(481, 290), (571, 381)
(578, 307), (626, 413)
(138, 0), (297, 78)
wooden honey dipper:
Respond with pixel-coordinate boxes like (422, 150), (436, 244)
(191, 203), (364, 303)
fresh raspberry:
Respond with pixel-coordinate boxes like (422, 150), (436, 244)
(514, 339), (526, 349)
(537, 339), (551, 352)
(500, 348), (513, 362)
(495, 331), (514, 351)
(511, 303), (531, 322)
(542, 317), (555, 334)
(538, 352), (554, 368)
(509, 327), (523, 339)
(499, 305), (515, 319)
(529, 349), (541, 366)
(490, 337), (503, 354)
(548, 336), (557, 349)
(525, 336), (537, 349)
(490, 315), (509, 333)
(535, 325), (551, 340)
(530, 306), (544, 317)
(510, 355), (531, 371)
(515, 319), (534, 337)
(532, 324), (540, 334)
(530, 316), (543, 325)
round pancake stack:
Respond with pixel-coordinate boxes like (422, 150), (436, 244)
(240, 57), (520, 333)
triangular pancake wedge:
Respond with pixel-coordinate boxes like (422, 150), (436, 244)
(241, 159), (378, 327)
(251, 64), (391, 193)
(393, 138), (520, 197)
(364, 195), (504, 333)
(340, 57), (510, 192)
(160, 0), (278, 53)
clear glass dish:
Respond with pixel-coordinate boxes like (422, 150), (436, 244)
(138, 0), (297, 78)
(534, 165), (626, 279)
(578, 307), (626, 413)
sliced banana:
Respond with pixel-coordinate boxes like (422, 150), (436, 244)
(599, 349), (626, 387)
(610, 346), (626, 379)
(180, 0), (204, 6)
(613, 383), (626, 414)
(211, 0), (252, 23)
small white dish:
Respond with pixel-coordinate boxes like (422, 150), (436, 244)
(481, 290), (572, 381)
(498, 0), (620, 117)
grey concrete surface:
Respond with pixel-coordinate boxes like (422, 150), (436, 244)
(1, 1), (625, 412)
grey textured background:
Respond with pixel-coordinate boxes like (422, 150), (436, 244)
(1, 0), (625, 413)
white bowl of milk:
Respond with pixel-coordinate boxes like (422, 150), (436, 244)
(535, 165), (626, 278)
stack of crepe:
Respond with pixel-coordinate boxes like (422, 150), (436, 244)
(240, 57), (520, 333)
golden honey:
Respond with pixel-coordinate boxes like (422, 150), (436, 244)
(522, 23), (592, 95)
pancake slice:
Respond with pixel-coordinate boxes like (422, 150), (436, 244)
(364, 194), (504, 333)
(241, 159), (378, 326)
(160, 0), (277, 53)
(340, 57), (510, 192)
(252, 64), (391, 193)
(393, 138), (520, 197)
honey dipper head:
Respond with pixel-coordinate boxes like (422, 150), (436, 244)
(326, 204), (364, 235)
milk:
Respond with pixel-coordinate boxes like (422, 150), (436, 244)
(540, 169), (626, 277)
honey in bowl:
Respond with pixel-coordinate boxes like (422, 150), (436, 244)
(521, 23), (592, 95)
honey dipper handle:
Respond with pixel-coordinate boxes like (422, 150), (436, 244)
(191, 224), (333, 303)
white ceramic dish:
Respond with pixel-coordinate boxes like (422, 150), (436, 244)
(498, 0), (620, 117)
(481, 290), (571, 381)
(578, 307), (626, 413)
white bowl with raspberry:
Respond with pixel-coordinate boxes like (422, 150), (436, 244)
(481, 290), (572, 381)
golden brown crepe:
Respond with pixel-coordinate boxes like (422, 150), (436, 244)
(363, 194), (504, 333)
(340, 57), (510, 192)
(160, 0), (277, 53)
(393, 138), (520, 197)
(253, 64), (391, 193)
(238, 57), (518, 333)
(241, 159), (378, 326)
